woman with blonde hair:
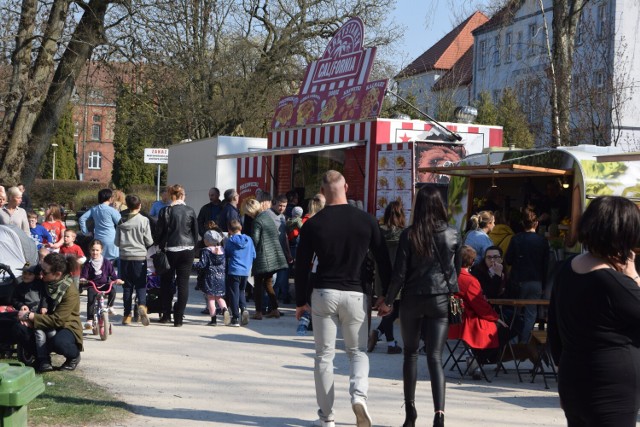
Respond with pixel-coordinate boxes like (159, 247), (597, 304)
(110, 190), (126, 212)
(302, 193), (325, 224)
(154, 184), (198, 326)
(463, 210), (495, 266)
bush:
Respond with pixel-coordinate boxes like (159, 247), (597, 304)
(30, 180), (159, 213)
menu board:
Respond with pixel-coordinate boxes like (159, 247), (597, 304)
(376, 149), (413, 220)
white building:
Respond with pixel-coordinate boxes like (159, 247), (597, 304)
(471, 0), (640, 149)
(394, 11), (489, 117)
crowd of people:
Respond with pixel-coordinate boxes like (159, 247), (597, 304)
(2, 177), (640, 427)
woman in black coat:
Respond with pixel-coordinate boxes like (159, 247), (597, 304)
(155, 184), (198, 327)
(377, 186), (461, 427)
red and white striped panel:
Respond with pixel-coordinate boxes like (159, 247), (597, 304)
(377, 142), (413, 152)
(238, 156), (264, 178)
(268, 121), (373, 148)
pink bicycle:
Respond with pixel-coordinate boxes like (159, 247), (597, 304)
(80, 279), (121, 341)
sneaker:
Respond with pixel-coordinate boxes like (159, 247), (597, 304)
(207, 316), (217, 326)
(352, 401), (372, 427)
(222, 309), (231, 326)
(107, 307), (116, 315)
(367, 330), (379, 353)
(241, 310), (249, 325)
(83, 321), (93, 330)
(138, 305), (150, 327)
(229, 318), (240, 327)
(122, 315), (132, 325)
(387, 342), (402, 354)
(311, 419), (335, 427)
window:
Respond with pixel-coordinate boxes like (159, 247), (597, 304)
(596, 4), (606, 38)
(493, 35), (501, 66)
(91, 124), (101, 141)
(516, 31), (523, 60)
(74, 121), (79, 136)
(528, 23), (537, 56)
(93, 114), (102, 123)
(492, 89), (501, 104)
(594, 70), (605, 88)
(88, 151), (102, 169)
(479, 40), (487, 69)
(505, 32), (513, 63)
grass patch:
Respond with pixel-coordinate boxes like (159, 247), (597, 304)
(0, 358), (133, 426)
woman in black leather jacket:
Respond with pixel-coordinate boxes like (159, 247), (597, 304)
(155, 184), (198, 326)
(377, 185), (461, 427)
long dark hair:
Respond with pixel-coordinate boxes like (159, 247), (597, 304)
(409, 186), (448, 258)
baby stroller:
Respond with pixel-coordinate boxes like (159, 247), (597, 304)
(133, 271), (176, 322)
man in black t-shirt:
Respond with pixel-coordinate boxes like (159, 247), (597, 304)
(295, 170), (391, 427)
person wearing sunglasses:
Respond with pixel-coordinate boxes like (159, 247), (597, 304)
(15, 252), (83, 371)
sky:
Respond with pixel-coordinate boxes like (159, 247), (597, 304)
(386, 0), (491, 71)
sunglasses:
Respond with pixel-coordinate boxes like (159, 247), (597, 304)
(486, 255), (502, 260)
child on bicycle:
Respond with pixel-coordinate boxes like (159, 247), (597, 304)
(80, 240), (121, 330)
(193, 230), (229, 326)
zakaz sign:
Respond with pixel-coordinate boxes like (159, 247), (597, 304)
(271, 17), (387, 129)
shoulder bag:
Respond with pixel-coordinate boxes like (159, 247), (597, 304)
(433, 241), (463, 324)
(151, 207), (172, 275)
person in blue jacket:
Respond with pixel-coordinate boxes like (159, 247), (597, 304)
(224, 219), (256, 327)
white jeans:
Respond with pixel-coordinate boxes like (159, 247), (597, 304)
(311, 288), (369, 422)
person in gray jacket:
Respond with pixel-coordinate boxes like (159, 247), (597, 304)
(115, 195), (154, 326)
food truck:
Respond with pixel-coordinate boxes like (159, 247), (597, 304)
(421, 144), (640, 256)
(219, 17), (503, 220)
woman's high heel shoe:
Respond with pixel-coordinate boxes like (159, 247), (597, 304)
(402, 401), (417, 427)
(433, 411), (444, 427)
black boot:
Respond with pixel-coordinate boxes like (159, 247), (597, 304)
(402, 401), (417, 427)
(159, 313), (171, 324)
(433, 411), (444, 427)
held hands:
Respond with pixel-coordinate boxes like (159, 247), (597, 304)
(374, 296), (393, 317)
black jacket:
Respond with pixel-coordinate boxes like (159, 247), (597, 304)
(384, 222), (461, 305)
(155, 204), (198, 249)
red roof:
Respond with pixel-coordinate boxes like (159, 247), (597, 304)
(395, 11), (488, 79)
(432, 46), (474, 91)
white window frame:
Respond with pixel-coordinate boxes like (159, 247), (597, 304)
(493, 35), (501, 66)
(528, 23), (537, 57)
(516, 31), (523, 60)
(596, 4), (606, 38)
(88, 151), (102, 170)
(505, 32), (513, 63)
(91, 124), (101, 141)
(479, 40), (487, 69)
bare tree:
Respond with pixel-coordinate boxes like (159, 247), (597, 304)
(0, 0), (131, 186)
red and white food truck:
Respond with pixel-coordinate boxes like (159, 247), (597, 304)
(220, 18), (503, 218)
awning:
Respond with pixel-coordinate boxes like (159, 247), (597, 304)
(217, 140), (366, 159)
(417, 163), (573, 178)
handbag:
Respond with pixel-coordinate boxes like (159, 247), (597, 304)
(152, 206), (172, 275)
(432, 242), (463, 324)
(151, 250), (171, 275)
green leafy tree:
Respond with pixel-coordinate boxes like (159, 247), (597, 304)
(497, 88), (534, 148)
(436, 96), (456, 122)
(475, 91), (498, 125)
(39, 106), (77, 180)
(111, 87), (157, 192)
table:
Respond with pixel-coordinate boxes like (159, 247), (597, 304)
(487, 298), (550, 382)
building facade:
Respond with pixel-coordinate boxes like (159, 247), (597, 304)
(472, 0), (640, 149)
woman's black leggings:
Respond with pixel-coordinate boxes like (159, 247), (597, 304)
(400, 294), (449, 411)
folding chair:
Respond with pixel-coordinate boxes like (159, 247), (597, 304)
(530, 330), (557, 389)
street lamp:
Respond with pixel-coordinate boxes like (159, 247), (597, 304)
(51, 143), (59, 180)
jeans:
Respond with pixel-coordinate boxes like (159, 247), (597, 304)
(518, 280), (542, 343)
(226, 275), (248, 319)
(87, 286), (116, 319)
(273, 268), (290, 302)
(35, 329), (56, 361)
(254, 272), (278, 313)
(311, 288), (369, 422)
(400, 294), (448, 411)
(120, 259), (148, 316)
(161, 249), (195, 322)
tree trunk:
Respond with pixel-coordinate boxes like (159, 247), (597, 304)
(0, 0), (111, 186)
(550, 0), (587, 147)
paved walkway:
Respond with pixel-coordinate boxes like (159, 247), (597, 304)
(76, 277), (566, 427)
